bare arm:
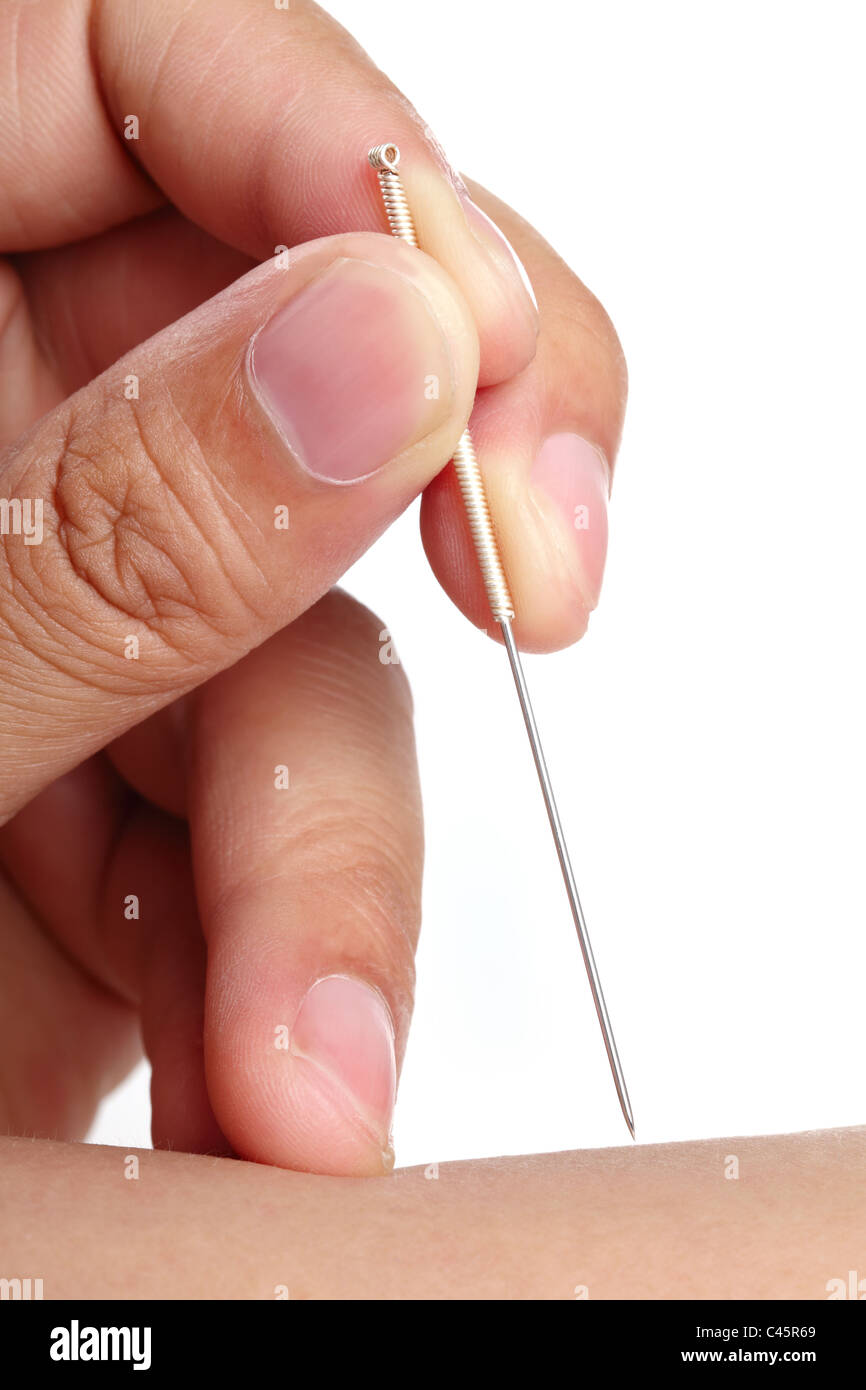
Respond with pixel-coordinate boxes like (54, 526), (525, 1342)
(1, 1128), (863, 1300)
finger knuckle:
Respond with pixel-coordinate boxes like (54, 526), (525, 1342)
(298, 820), (421, 1004)
(6, 394), (265, 676)
(552, 281), (629, 421)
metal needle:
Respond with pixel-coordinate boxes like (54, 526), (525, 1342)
(368, 144), (635, 1140)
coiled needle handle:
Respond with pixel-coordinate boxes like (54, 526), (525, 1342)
(368, 145), (634, 1141)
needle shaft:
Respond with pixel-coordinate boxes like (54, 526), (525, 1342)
(368, 143), (634, 1138)
(499, 620), (635, 1139)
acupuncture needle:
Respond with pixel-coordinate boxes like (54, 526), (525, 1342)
(368, 144), (635, 1141)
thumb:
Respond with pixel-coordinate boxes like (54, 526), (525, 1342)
(0, 233), (478, 821)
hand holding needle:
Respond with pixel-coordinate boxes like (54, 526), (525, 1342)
(368, 143), (635, 1140)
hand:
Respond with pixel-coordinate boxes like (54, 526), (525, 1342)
(0, 0), (626, 1175)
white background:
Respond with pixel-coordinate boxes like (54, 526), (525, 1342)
(90, 0), (866, 1164)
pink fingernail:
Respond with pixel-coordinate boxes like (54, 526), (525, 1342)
(531, 433), (610, 610)
(291, 975), (396, 1147)
(248, 258), (454, 484)
(459, 193), (539, 318)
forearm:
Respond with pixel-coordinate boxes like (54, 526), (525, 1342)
(1, 1128), (863, 1299)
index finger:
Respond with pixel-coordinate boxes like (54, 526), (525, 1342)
(1, 0), (538, 385)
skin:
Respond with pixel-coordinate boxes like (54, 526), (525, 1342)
(1, 1128), (863, 1300)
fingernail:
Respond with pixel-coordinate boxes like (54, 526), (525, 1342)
(458, 192), (539, 321)
(531, 433), (610, 610)
(248, 258), (454, 483)
(291, 975), (396, 1150)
